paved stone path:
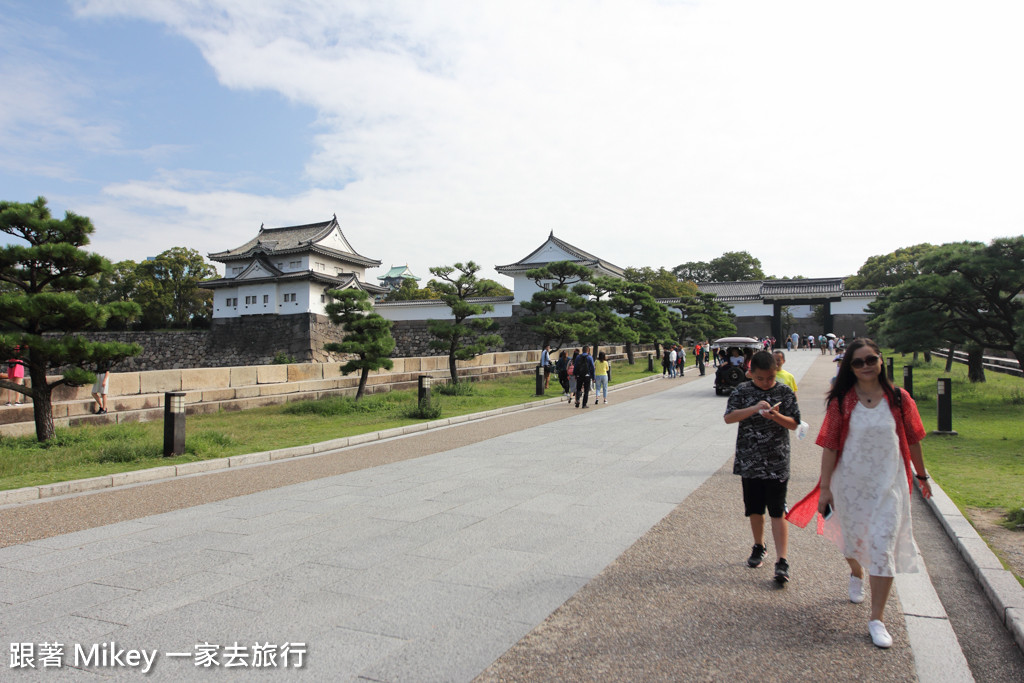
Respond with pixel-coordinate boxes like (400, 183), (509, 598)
(0, 352), (1020, 681)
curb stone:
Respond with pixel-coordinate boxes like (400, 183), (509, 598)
(925, 479), (1024, 653)
(0, 373), (665, 508)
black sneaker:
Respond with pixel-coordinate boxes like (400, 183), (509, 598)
(747, 544), (767, 568)
(774, 558), (790, 584)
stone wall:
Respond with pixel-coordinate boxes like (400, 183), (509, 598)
(389, 316), (544, 357)
(70, 311), (679, 371)
(72, 314), (352, 371)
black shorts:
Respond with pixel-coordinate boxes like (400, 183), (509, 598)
(742, 477), (788, 518)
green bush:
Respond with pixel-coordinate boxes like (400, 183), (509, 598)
(435, 381), (474, 396)
(272, 351), (296, 364)
(1005, 508), (1024, 530)
(405, 396), (442, 419)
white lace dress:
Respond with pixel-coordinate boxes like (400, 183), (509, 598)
(823, 399), (918, 576)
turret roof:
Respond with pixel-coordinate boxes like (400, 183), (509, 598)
(495, 231), (625, 277)
(208, 215), (381, 268)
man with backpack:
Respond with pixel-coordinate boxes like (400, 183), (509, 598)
(573, 345), (596, 408)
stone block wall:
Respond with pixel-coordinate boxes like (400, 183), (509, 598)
(66, 312), (649, 371)
(389, 316), (544, 357)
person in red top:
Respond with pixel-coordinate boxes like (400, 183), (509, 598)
(5, 345), (26, 406)
(787, 338), (931, 649)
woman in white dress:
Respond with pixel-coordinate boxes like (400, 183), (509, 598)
(789, 338), (931, 649)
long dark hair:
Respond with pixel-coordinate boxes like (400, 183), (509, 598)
(827, 337), (901, 409)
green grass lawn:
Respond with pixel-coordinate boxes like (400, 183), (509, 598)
(0, 359), (658, 491)
(893, 353), (1024, 526)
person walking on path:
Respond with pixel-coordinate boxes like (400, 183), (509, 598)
(724, 350), (801, 584)
(566, 349), (579, 404)
(668, 346), (678, 378)
(773, 350), (797, 395)
(573, 345), (595, 408)
(593, 351), (610, 404)
(695, 343), (705, 376)
(555, 350), (570, 396)
(677, 345), (685, 376)
(787, 338), (931, 650)
(541, 345), (553, 390)
(91, 365), (110, 414)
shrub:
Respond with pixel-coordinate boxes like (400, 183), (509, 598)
(272, 351), (296, 364)
(435, 381), (474, 396)
(1004, 508), (1024, 530)
(405, 396), (442, 419)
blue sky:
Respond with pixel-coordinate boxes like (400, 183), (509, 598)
(3, 0), (1023, 284)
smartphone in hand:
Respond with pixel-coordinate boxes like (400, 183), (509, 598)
(822, 503), (834, 520)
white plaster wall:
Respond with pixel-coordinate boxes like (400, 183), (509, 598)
(729, 301), (773, 317)
(514, 276), (554, 304)
(831, 297), (875, 314)
(376, 300), (514, 321)
(238, 283), (279, 316)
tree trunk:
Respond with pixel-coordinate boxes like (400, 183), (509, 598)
(356, 366), (369, 400)
(448, 342), (459, 384)
(27, 367), (55, 442)
(967, 348), (986, 383)
(912, 351), (919, 362)
(923, 350), (931, 363)
(626, 341), (635, 364)
(945, 344), (955, 372)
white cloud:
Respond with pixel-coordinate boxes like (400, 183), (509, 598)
(66, 0), (1024, 282)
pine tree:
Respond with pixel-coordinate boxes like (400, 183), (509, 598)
(323, 288), (395, 399)
(0, 197), (142, 441)
(427, 262), (504, 383)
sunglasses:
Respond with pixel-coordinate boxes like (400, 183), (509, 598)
(850, 354), (880, 369)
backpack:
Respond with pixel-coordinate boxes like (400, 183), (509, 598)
(573, 354), (590, 377)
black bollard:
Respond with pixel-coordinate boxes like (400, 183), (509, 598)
(163, 391), (186, 456)
(648, 354), (654, 373)
(887, 357), (894, 382)
(535, 365), (545, 396)
(934, 378), (958, 435)
(903, 365), (913, 399)
(418, 375), (432, 404)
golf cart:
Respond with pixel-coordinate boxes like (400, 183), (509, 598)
(711, 336), (763, 396)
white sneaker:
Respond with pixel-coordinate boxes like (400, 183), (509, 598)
(868, 620), (892, 648)
(849, 575), (865, 603)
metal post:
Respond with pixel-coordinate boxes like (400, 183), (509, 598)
(934, 378), (957, 435)
(648, 354), (654, 373)
(163, 391), (186, 456)
(887, 357), (894, 382)
(903, 365), (913, 399)
(535, 364), (545, 396)
(418, 375), (432, 404)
